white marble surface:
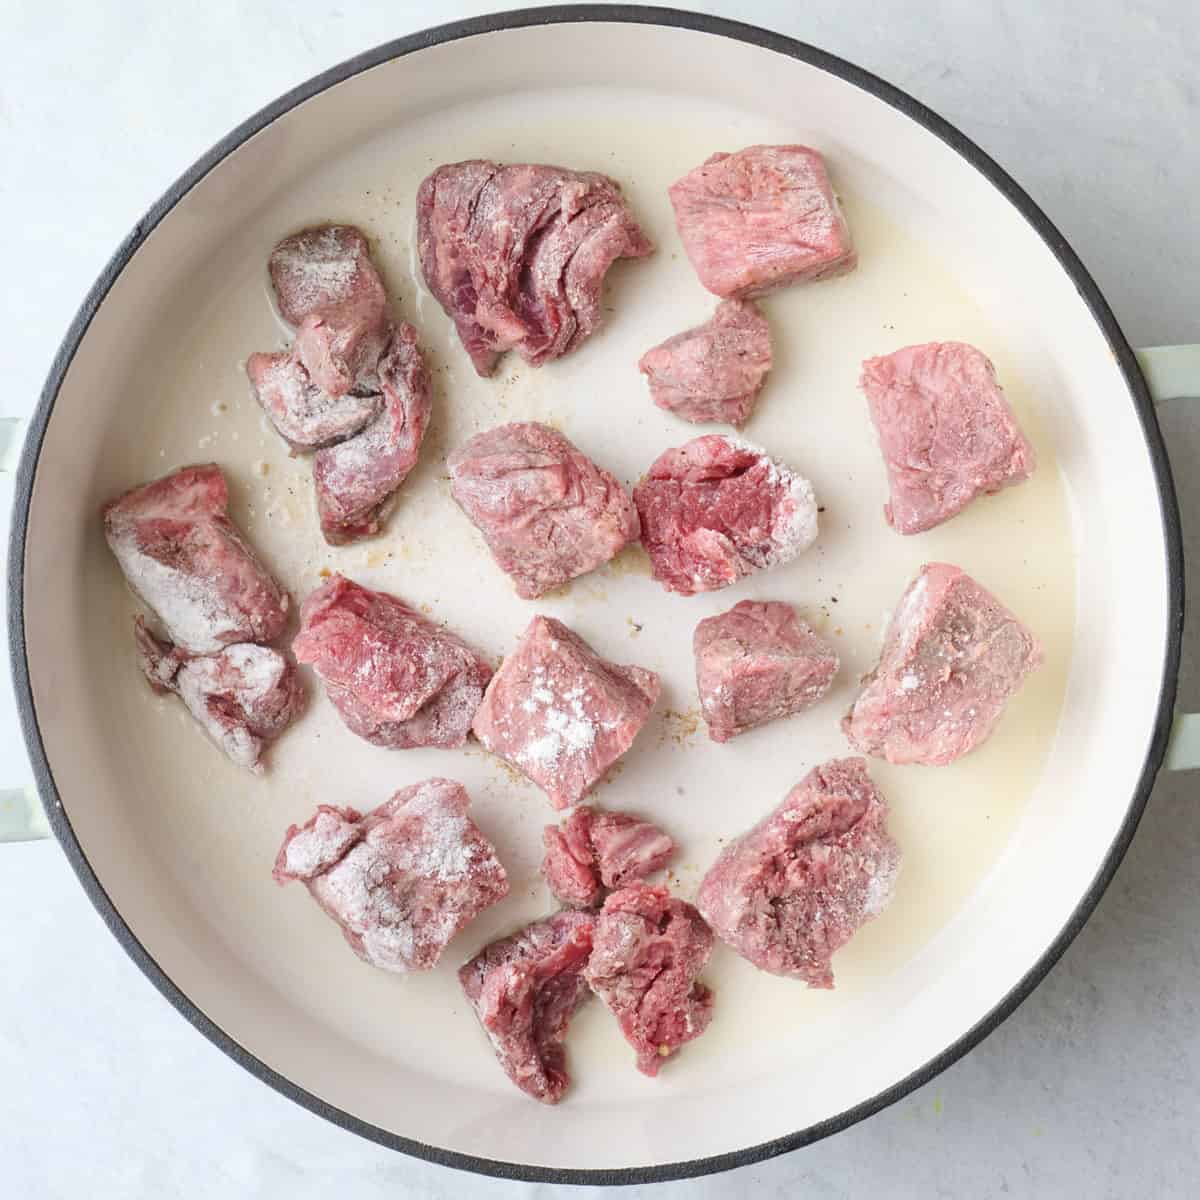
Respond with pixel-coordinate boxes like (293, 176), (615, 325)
(2, 2), (1198, 1195)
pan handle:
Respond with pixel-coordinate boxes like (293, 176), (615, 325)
(1139, 345), (1200, 771)
(1, 418), (49, 841)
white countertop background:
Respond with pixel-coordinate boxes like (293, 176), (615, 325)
(2, 2), (1198, 1196)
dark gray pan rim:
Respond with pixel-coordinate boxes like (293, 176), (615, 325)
(7, 4), (1184, 1187)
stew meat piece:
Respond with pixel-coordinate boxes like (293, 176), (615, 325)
(694, 600), (838, 742)
(274, 779), (509, 973)
(669, 144), (856, 299)
(633, 435), (819, 595)
(638, 299), (772, 427)
(292, 573), (492, 750)
(696, 758), (900, 988)
(842, 562), (1042, 765)
(584, 883), (714, 1076)
(472, 616), (660, 810)
(134, 617), (303, 771)
(459, 910), (596, 1104)
(541, 805), (676, 908)
(103, 463), (289, 654)
(417, 160), (653, 376)
(861, 341), (1035, 534)
(447, 421), (639, 599)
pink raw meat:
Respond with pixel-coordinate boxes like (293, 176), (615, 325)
(134, 617), (303, 771)
(541, 805), (675, 908)
(843, 562), (1042, 765)
(103, 463), (289, 654)
(694, 600), (838, 742)
(669, 145), (856, 299)
(312, 321), (431, 544)
(472, 616), (660, 810)
(291, 573), (492, 750)
(861, 341), (1036, 534)
(417, 160), (653, 376)
(633, 434), (819, 595)
(447, 422), (639, 599)
(696, 758), (900, 987)
(274, 779), (509, 973)
(639, 299), (772, 427)
(584, 883), (714, 1076)
(268, 224), (389, 397)
(459, 910), (596, 1104)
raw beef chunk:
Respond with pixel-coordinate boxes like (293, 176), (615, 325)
(669, 145), (855, 299)
(472, 616), (660, 810)
(694, 600), (838, 742)
(843, 562), (1042, 765)
(134, 617), (303, 771)
(447, 422), (639, 599)
(634, 435), (818, 595)
(861, 342), (1036, 534)
(696, 758), (899, 987)
(268, 224), (389, 398)
(459, 910), (595, 1104)
(312, 322), (432, 544)
(541, 805), (675, 908)
(273, 779), (509, 973)
(584, 883), (714, 1076)
(291, 573), (492, 750)
(639, 300), (771, 427)
(417, 160), (653, 376)
(103, 463), (289, 654)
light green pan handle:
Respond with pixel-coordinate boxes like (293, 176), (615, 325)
(1137, 346), (1200, 771)
(2, 417), (48, 841)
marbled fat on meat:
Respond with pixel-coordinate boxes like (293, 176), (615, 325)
(669, 145), (856, 299)
(639, 299), (772, 427)
(472, 616), (660, 810)
(696, 758), (900, 988)
(541, 805), (675, 908)
(861, 341), (1035, 534)
(103, 463), (289, 654)
(134, 617), (303, 771)
(274, 779), (509, 973)
(584, 883), (714, 1076)
(417, 160), (653, 376)
(842, 562), (1042, 765)
(292, 574), (492, 750)
(634, 435), (819, 595)
(694, 600), (839, 742)
(458, 910), (595, 1104)
(447, 422), (639, 599)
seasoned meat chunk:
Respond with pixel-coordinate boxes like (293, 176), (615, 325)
(273, 779), (509, 973)
(694, 600), (838, 742)
(268, 224), (389, 398)
(843, 562), (1042, 765)
(697, 758), (899, 987)
(312, 321), (432, 544)
(472, 616), (660, 810)
(541, 805), (675, 908)
(417, 160), (653, 376)
(459, 910), (595, 1104)
(633, 435), (818, 595)
(245, 349), (382, 450)
(639, 299), (772, 427)
(861, 342), (1036, 534)
(669, 145), (855, 299)
(103, 463), (289, 654)
(292, 573), (492, 750)
(134, 617), (303, 771)
(584, 883), (714, 1076)
(447, 422), (639, 599)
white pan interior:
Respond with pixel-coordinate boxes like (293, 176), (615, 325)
(19, 21), (1170, 1173)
